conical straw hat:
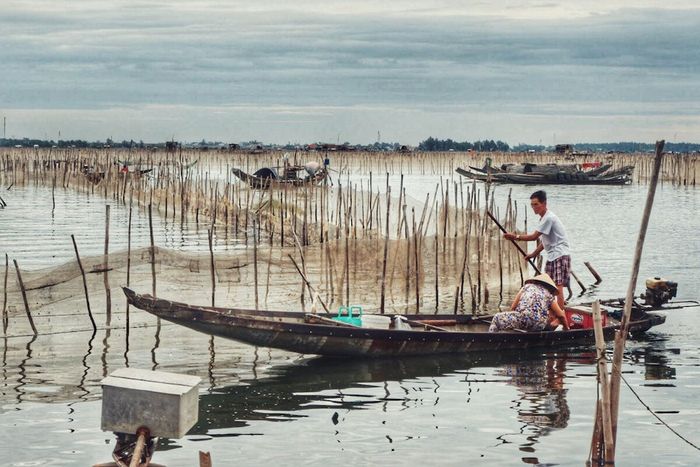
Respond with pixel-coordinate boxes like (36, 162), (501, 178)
(524, 273), (558, 293)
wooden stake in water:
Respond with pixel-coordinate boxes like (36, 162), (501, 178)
(606, 140), (664, 464)
(589, 300), (614, 463)
(208, 229), (216, 307)
(584, 261), (603, 284)
(253, 220), (259, 310)
(125, 201), (133, 342)
(148, 203), (157, 296)
(12, 260), (37, 335)
(103, 205), (111, 322)
(3, 253), (9, 333)
(380, 187), (391, 314)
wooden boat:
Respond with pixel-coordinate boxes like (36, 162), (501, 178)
(493, 172), (631, 185)
(456, 166), (631, 185)
(232, 165), (328, 189)
(123, 288), (666, 358)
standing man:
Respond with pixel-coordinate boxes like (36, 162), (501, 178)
(504, 190), (571, 308)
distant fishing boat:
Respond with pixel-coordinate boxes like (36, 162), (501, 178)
(123, 288), (668, 358)
(456, 163), (633, 185)
(232, 162), (328, 189)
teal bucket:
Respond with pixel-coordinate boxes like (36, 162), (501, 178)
(332, 305), (363, 326)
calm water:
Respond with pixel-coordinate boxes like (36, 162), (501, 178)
(1, 177), (699, 465)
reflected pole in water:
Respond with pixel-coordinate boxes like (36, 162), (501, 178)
(101, 327), (111, 378)
(75, 330), (96, 403)
(2, 253), (8, 334)
(208, 336), (216, 389)
(15, 334), (37, 403)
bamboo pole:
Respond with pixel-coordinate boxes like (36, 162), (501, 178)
(584, 261), (603, 284)
(199, 451), (213, 467)
(148, 203), (157, 296)
(126, 200), (132, 332)
(208, 229), (216, 307)
(2, 253), (8, 334)
(253, 220), (259, 310)
(103, 205), (111, 322)
(589, 300), (614, 463)
(379, 187), (391, 314)
(571, 270), (587, 292)
(608, 140), (665, 454)
(13, 259), (37, 335)
(412, 208), (420, 312)
(288, 254), (330, 313)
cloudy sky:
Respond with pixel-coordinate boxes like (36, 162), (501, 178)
(2, 1), (700, 144)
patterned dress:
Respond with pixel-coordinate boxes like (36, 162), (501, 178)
(489, 283), (555, 332)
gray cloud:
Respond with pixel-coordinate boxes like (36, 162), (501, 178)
(1, 2), (699, 142)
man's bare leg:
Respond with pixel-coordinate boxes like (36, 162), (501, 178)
(556, 284), (566, 309)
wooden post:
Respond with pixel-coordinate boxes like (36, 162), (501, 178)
(584, 261), (603, 284)
(13, 259), (37, 335)
(379, 187), (391, 314)
(129, 427), (149, 467)
(590, 300), (614, 463)
(208, 229), (216, 307)
(2, 253), (8, 334)
(199, 451), (213, 467)
(103, 205), (111, 322)
(148, 203), (156, 296)
(126, 202), (133, 330)
(288, 254), (330, 313)
(412, 208), (420, 313)
(571, 270), (587, 292)
(253, 220), (259, 310)
(609, 140), (665, 450)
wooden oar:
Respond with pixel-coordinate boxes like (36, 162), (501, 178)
(404, 318), (448, 331)
(486, 210), (541, 274)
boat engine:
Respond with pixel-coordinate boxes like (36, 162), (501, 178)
(641, 277), (678, 307)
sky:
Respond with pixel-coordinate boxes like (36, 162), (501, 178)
(2, 1), (700, 145)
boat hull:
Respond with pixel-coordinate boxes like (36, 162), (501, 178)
(124, 289), (665, 357)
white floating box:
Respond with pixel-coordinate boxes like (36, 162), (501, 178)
(101, 368), (201, 439)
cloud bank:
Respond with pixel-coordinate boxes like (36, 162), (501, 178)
(2, 1), (699, 143)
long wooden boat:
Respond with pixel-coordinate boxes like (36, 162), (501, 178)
(232, 166), (327, 189)
(493, 172), (631, 185)
(455, 167), (631, 185)
(123, 288), (666, 358)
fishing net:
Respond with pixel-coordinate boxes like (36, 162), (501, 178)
(2, 224), (524, 338)
(1, 148), (530, 338)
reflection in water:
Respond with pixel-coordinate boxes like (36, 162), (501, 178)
(208, 336), (216, 388)
(15, 335), (38, 403)
(189, 351), (583, 456)
(152, 320), (161, 371)
(495, 355), (575, 464)
(77, 331), (97, 402)
(101, 327), (111, 378)
(627, 333), (677, 381)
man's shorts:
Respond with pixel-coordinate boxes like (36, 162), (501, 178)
(545, 255), (571, 287)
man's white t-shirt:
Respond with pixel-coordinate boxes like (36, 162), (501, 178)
(536, 210), (570, 261)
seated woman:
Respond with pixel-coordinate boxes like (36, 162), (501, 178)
(489, 274), (570, 332)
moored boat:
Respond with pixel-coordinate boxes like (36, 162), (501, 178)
(456, 164), (632, 185)
(123, 288), (666, 358)
(232, 163), (328, 189)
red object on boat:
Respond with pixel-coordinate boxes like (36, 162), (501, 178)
(582, 161), (602, 170)
(565, 307), (606, 329)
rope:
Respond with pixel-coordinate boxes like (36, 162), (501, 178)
(621, 373), (700, 451)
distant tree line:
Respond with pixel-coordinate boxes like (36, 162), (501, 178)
(0, 138), (147, 148)
(3, 137), (700, 153)
(418, 137), (509, 152)
(570, 142), (700, 153)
